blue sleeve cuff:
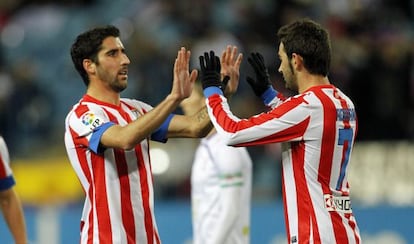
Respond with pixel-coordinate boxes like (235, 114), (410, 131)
(151, 114), (174, 143)
(203, 86), (223, 98)
(90, 122), (116, 154)
(260, 87), (278, 105)
(0, 175), (15, 191)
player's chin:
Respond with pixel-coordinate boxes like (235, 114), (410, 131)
(113, 82), (127, 92)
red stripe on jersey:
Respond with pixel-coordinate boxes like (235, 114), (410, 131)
(314, 88), (349, 242)
(0, 153), (6, 178)
(135, 145), (155, 243)
(114, 148), (136, 244)
(235, 117), (310, 147)
(314, 89), (336, 188)
(347, 213), (361, 244)
(75, 103), (90, 118)
(69, 127), (92, 190)
(281, 169), (291, 243)
(271, 94), (308, 116)
(69, 127), (95, 243)
(91, 153), (113, 243)
(330, 212), (349, 243)
(155, 229), (161, 244)
(291, 141), (309, 242)
(87, 189), (94, 244)
(291, 141), (321, 243)
(121, 101), (139, 113)
(208, 94), (307, 134)
(72, 105), (93, 148)
(143, 135), (161, 244)
(105, 108), (136, 243)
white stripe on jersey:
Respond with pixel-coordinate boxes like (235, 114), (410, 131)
(0, 136), (13, 180)
(64, 95), (160, 244)
(205, 85), (361, 244)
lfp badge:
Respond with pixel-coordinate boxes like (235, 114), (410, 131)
(81, 113), (101, 129)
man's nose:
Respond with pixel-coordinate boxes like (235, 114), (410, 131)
(122, 54), (130, 64)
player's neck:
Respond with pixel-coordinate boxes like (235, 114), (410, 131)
(298, 74), (330, 93)
(86, 84), (121, 106)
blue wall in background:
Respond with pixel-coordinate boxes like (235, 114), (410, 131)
(0, 201), (412, 244)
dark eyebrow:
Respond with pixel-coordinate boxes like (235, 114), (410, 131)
(104, 47), (125, 55)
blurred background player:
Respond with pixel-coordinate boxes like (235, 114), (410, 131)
(199, 18), (361, 243)
(0, 135), (28, 244)
(181, 46), (252, 244)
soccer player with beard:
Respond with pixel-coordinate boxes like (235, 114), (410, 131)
(65, 25), (235, 244)
(199, 19), (361, 243)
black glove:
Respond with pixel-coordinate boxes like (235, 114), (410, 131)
(199, 51), (225, 90)
(246, 52), (272, 97)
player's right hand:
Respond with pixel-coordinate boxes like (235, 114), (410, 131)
(246, 52), (272, 97)
(199, 51), (227, 90)
(220, 45), (243, 97)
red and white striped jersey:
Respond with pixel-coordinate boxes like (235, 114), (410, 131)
(64, 95), (164, 244)
(0, 136), (15, 191)
(204, 84), (361, 244)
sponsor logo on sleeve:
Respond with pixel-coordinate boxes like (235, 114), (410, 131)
(81, 113), (102, 130)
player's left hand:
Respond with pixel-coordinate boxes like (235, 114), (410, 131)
(173, 47), (198, 100)
(199, 51), (228, 91)
(246, 52), (272, 97)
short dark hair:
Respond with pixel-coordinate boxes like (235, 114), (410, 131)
(70, 25), (120, 86)
(277, 18), (331, 76)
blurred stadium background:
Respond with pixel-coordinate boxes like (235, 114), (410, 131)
(0, 0), (413, 243)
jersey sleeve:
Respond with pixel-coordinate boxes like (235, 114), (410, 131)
(260, 87), (286, 108)
(150, 114), (173, 143)
(124, 98), (172, 143)
(66, 104), (114, 154)
(0, 136), (16, 190)
(204, 92), (312, 147)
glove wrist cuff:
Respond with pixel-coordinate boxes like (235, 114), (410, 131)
(260, 87), (278, 105)
(201, 72), (221, 90)
(203, 86), (223, 98)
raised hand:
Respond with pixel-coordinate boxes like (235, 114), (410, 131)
(173, 47), (198, 101)
(221, 45), (243, 97)
(246, 52), (272, 97)
(199, 50), (223, 90)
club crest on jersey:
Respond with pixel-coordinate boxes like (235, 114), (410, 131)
(81, 113), (102, 130)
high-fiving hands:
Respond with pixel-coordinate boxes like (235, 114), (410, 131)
(197, 48), (276, 100)
(173, 47), (198, 101)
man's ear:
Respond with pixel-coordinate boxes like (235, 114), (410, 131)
(83, 59), (96, 75)
(291, 53), (304, 71)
